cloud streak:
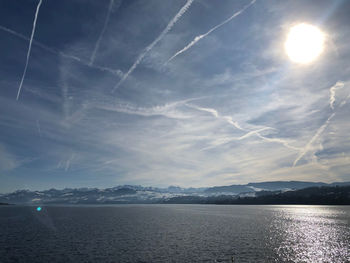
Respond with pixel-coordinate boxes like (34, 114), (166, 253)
(36, 120), (42, 137)
(186, 103), (299, 151)
(16, 0), (43, 100)
(65, 153), (76, 172)
(166, 0), (256, 63)
(112, 0), (193, 92)
(90, 0), (116, 66)
(94, 97), (203, 119)
(329, 81), (344, 109)
(293, 113), (335, 167)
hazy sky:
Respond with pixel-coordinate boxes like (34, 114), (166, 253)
(0, 0), (349, 192)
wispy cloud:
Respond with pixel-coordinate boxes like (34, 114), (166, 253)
(0, 144), (20, 172)
(65, 153), (76, 172)
(90, 0), (117, 66)
(112, 0), (193, 92)
(185, 103), (298, 151)
(94, 97), (202, 119)
(329, 81), (344, 109)
(166, 0), (256, 63)
(16, 0), (43, 100)
(186, 103), (243, 129)
(200, 127), (275, 151)
(255, 134), (300, 151)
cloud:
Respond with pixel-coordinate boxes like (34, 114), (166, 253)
(64, 153), (76, 172)
(329, 81), (344, 109)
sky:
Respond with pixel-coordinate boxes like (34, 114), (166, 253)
(0, 0), (349, 192)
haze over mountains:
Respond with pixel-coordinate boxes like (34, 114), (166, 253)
(1, 181), (349, 205)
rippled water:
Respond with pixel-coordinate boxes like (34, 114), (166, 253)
(1, 205), (349, 262)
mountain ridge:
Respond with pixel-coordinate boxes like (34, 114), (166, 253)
(1, 181), (349, 204)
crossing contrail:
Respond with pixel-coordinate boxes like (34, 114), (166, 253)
(112, 0), (193, 92)
(0, 25), (123, 78)
(16, 0), (43, 100)
(90, 0), (117, 65)
(166, 0), (256, 64)
(186, 103), (299, 151)
(293, 81), (349, 166)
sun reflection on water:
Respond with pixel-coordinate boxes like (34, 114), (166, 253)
(270, 206), (350, 262)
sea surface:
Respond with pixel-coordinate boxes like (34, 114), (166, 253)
(0, 205), (349, 262)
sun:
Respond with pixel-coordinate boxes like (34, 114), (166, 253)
(285, 23), (325, 64)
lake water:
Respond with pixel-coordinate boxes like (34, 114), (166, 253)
(1, 205), (349, 262)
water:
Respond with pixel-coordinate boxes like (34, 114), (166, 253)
(0, 205), (349, 262)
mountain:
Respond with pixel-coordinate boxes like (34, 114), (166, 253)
(1, 181), (349, 205)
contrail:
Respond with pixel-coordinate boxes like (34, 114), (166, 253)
(293, 81), (349, 166)
(238, 127), (274, 140)
(255, 134), (300, 151)
(186, 103), (255, 132)
(112, 0), (193, 92)
(0, 25), (123, 78)
(166, 0), (256, 63)
(90, 0), (117, 65)
(201, 127), (275, 151)
(293, 113), (335, 167)
(185, 104), (242, 130)
(186, 103), (299, 151)
(16, 0), (43, 100)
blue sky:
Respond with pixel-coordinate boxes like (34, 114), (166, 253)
(0, 0), (349, 192)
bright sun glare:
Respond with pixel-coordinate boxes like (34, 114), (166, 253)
(285, 23), (325, 64)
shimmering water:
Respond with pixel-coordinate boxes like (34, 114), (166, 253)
(0, 205), (349, 262)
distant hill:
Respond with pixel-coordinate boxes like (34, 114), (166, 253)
(1, 181), (349, 205)
(204, 185), (254, 194)
(204, 181), (347, 194)
(247, 181), (327, 190)
(164, 186), (350, 205)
